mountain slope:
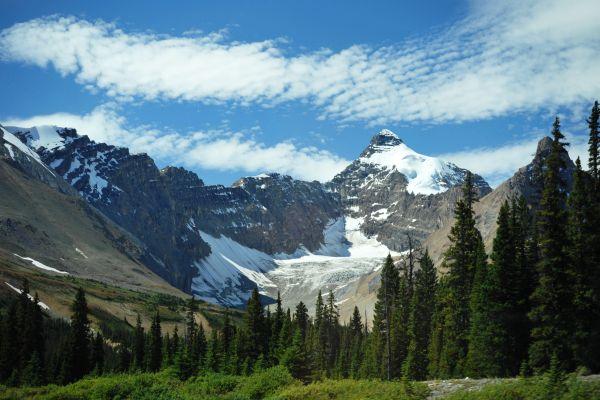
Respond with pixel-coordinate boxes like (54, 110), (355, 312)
(423, 136), (576, 266)
(1, 125), (184, 294)
(5, 125), (491, 315)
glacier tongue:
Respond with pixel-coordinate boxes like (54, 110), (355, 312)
(191, 216), (395, 311)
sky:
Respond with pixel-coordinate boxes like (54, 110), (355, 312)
(0, 0), (599, 187)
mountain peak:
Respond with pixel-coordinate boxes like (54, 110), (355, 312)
(535, 136), (554, 157)
(369, 129), (403, 147)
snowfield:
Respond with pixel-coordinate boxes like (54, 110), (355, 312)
(13, 254), (69, 275)
(359, 129), (463, 195)
(191, 215), (396, 309)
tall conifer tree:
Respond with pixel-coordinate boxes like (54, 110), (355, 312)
(529, 117), (573, 372)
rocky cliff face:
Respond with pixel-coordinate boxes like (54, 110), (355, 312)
(0, 125), (182, 296)
(6, 126), (341, 304)
(329, 130), (491, 252)
(424, 136), (576, 266)
(6, 125), (493, 311)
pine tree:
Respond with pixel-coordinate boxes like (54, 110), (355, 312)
(404, 250), (437, 380)
(372, 254), (399, 379)
(62, 288), (91, 383)
(436, 174), (485, 377)
(466, 240), (503, 378)
(568, 158), (600, 371)
(0, 303), (18, 381)
(588, 101), (600, 182)
(90, 332), (104, 375)
(529, 117), (573, 372)
(148, 310), (162, 372)
(281, 328), (310, 382)
(509, 197), (536, 374)
(245, 288), (265, 362)
(133, 314), (145, 371)
(294, 301), (309, 340)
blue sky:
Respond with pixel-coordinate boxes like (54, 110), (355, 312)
(1, 0), (599, 186)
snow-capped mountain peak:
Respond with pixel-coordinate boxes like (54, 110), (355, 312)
(358, 129), (463, 195)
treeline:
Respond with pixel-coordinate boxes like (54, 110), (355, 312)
(1, 102), (599, 388)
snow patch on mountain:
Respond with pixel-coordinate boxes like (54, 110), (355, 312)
(13, 253), (69, 274)
(191, 231), (277, 305)
(4, 282), (50, 310)
(5, 125), (70, 150)
(359, 129), (463, 195)
(192, 215), (395, 307)
(1, 127), (56, 175)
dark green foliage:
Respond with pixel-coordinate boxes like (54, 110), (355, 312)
(90, 332), (104, 375)
(133, 314), (145, 371)
(149, 311), (162, 372)
(588, 101), (600, 181)
(434, 172), (485, 377)
(404, 250), (437, 380)
(529, 117), (574, 372)
(62, 287), (91, 383)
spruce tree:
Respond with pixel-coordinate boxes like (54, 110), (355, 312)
(91, 332), (104, 375)
(568, 158), (600, 371)
(281, 328), (310, 381)
(245, 288), (265, 362)
(466, 240), (502, 378)
(436, 174), (485, 377)
(294, 301), (309, 340)
(404, 250), (437, 380)
(372, 254), (399, 379)
(63, 288), (91, 382)
(529, 117), (573, 372)
(588, 101), (600, 182)
(148, 310), (162, 372)
(133, 314), (145, 371)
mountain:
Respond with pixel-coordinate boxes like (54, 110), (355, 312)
(329, 129), (491, 252)
(0, 125), (219, 331)
(6, 126), (341, 306)
(424, 135), (576, 266)
(5, 125), (490, 315)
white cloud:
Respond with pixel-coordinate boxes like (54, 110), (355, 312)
(1, 0), (598, 124)
(2, 105), (349, 182)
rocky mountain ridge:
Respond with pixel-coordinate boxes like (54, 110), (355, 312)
(6, 125), (491, 309)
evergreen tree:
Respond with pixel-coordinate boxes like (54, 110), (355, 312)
(588, 101), (600, 182)
(404, 250), (437, 380)
(436, 173), (485, 377)
(294, 301), (309, 340)
(90, 332), (104, 375)
(148, 311), (162, 372)
(62, 288), (91, 383)
(133, 314), (145, 371)
(245, 288), (265, 362)
(466, 241), (503, 378)
(372, 254), (399, 379)
(568, 158), (600, 370)
(529, 117), (573, 372)
(281, 328), (310, 382)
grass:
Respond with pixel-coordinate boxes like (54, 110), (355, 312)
(0, 367), (428, 400)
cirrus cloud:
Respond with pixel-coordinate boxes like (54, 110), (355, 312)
(0, 0), (598, 125)
(2, 105), (350, 182)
